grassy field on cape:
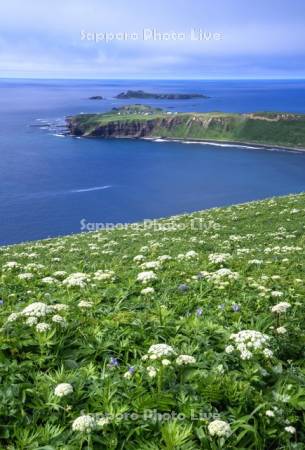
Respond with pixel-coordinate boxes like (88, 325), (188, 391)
(1, 193), (305, 449)
(68, 109), (305, 149)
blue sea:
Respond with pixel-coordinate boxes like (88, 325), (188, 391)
(1, 78), (305, 245)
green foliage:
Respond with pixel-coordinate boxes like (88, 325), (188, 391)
(1, 193), (305, 448)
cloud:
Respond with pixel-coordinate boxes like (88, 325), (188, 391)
(1, 0), (305, 78)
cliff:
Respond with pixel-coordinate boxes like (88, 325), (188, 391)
(67, 110), (305, 149)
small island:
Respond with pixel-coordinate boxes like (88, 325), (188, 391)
(115, 90), (209, 99)
(89, 95), (103, 100)
(67, 105), (305, 150)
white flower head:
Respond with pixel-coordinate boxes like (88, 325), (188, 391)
(271, 302), (291, 314)
(94, 270), (115, 281)
(6, 312), (20, 323)
(36, 322), (51, 333)
(78, 300), (93, 308)
(285, 426), (296, 434)
(208, 253), (231, 264)
(147, 343), (175, 358)
(141, 287), (155, 295)
(22, 302), (52, 318)
(225, 345), (234, 354)
(63, 272), (88, 288)
(25, 316), (38, 326)
(147, 366), (157, 378)
(52, 314), (66, 325)
(137, 271), (157, 284)
(208, 420), (231, 438)
(72, 415), (96, 432)
(54, 383), (73, 397)
(18, 273), (34, 280)
(276, 326), (287, 335)
(176, 354), (196, 366)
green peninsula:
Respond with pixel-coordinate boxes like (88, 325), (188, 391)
(67, 106), (305, 149)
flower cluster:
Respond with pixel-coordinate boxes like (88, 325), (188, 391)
(137, 271), (157, 284)
(208, 253), (231, 264)
(72, 415), (96, 432)
(94, 269), (115, 281)
(208, 419), (231, 438)
(271, 302), (291, 314)
(147, 344), (175, 359)
(227, 330), (272, 360)
(63, 272), (89, 288)
(176, 354), (196, 365)
(54, 383), (73, 397)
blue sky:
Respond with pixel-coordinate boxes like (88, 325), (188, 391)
(1, 0), (305, 79)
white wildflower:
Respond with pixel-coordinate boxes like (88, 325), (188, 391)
(140, 261), (160, 270)
(263, 348), (273, 358)
(137, 271), (157, 284)
(208, 253), (231, 264)
(176, 355), (196, 365)
(6, 312), (20, 323)
(161, 359), (171, 366)
(208, 420), (231, 438)
(94, 270), (115, 281)
(147, 366), (157, 378)
(96, 417), (110, 427)
(63, 272), (88, 288)
(52, 314), (66, 325)
(271, 302), (291, 314)
(72, 415), (96, 432)
(225, 345), (234, 354)
(285, 426), (296, 434)
(53, 271), (67, 278)
(54, 383), (73, 397)
(147, 344), (175, 358)
(271, 291), (283, 298)
(141, 287), (155, 295)
(41, 276), (58, 284)
(3, 261), (20, 270)
(18, 273), (34, 280)
(185, 250), (198, 259)
(78, 300), (93, 308)
(22, 302), (51, 318)
(25, 316), (38, 326)
(36, 322), (51, 333)
(276, 326), (287, 334)
(52, 303), (69, 311)
(133, 255), (145, 262)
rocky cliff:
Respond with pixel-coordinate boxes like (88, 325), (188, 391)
(67, 111), (305, 149)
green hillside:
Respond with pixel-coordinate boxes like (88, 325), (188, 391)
(1, 193), (305, 448)
(67, 109), (305, 149)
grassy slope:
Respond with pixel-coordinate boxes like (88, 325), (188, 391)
(69, 112), (305, 148)
(1, 193), (305, 448)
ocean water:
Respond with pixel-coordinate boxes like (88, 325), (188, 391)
(1, 78), (305, 245)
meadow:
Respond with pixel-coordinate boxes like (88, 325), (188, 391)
(1, 193), (305, 449)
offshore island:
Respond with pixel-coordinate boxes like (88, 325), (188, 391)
(115, 90), (209, 99)
(67, 104), (305, 150)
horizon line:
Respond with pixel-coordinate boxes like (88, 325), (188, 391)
(1, 76), (305, 81)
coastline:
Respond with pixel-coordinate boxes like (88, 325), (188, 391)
(142, 136), (305, 153)
(76, 133), (305, 153)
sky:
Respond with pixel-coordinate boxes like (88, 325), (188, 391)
(1, 0), (305, 79)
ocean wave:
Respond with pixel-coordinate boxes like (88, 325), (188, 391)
(71, 185), (112, 193)
(10, 185), (112, 201)
(151, 138), (299, 152)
